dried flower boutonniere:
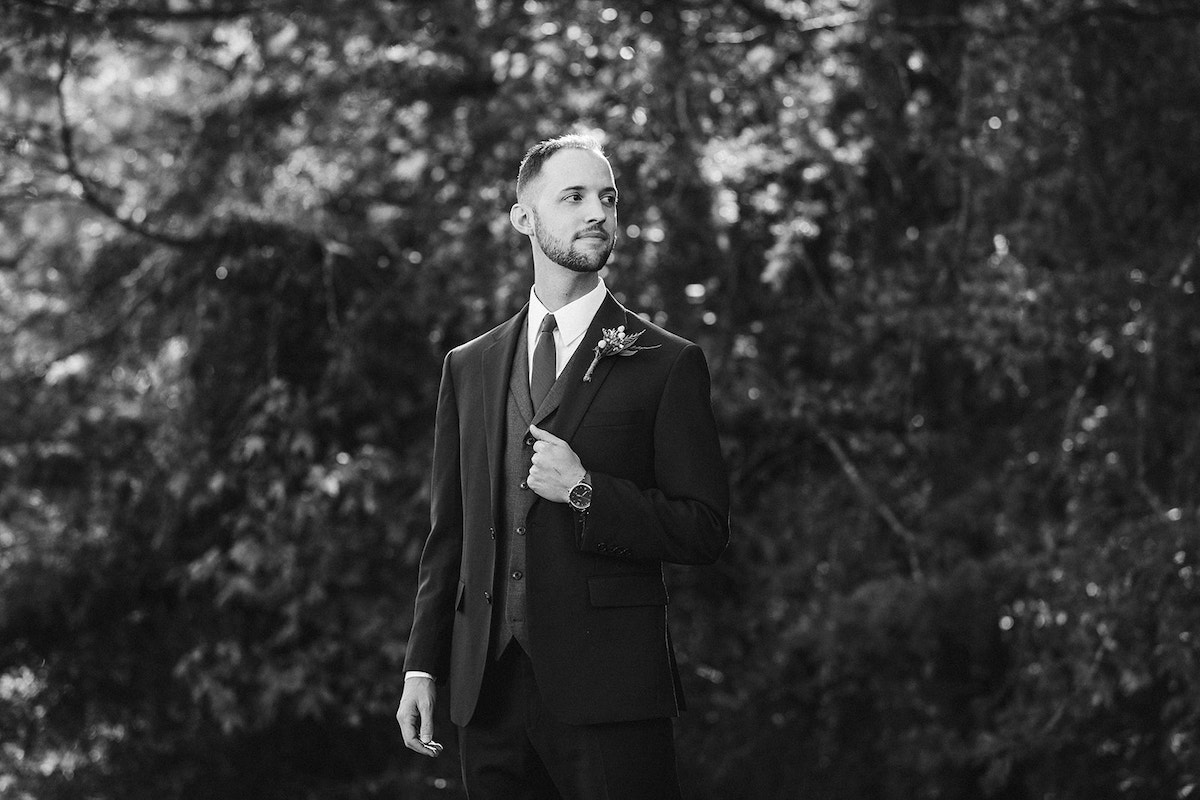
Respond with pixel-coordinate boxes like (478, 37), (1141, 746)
(583, 325), (660, 382)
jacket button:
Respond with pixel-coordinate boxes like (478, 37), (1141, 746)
(511, 570), (523, 580)
(519, 481), (528, 490)
(597, 542), (607, 551)
(484, 592), (492, 604)
(524, 435), (536, 447)
(515, 526), (526, 536)
(489, 527), (496, 540)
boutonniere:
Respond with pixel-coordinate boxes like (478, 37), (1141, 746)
(583, 325), (660, 382)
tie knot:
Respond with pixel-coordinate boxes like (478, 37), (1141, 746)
(539, 314), (557, 335)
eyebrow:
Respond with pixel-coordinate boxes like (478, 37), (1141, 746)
(558, 184), (618, 196)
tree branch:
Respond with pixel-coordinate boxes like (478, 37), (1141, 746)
(12, 0), (258, 24)
(887, 2), (1200, 37)
(814, 427), (925, 579)
(725, 0), (1200, 44)
(39, 288), (158, 368)
(54, 34), (205, 248)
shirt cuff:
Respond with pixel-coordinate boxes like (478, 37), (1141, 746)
(405, 671), (435, 681)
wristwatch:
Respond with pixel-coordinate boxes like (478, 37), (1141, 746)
(568, 471), (592, 512)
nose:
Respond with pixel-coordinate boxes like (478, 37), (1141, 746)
(583, 195), (606, 225)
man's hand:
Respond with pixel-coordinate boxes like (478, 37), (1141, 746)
(396, 677), (441, 757)
(527, 424), (585, 503)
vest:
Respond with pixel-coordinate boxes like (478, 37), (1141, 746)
(491, 324), (575, 657)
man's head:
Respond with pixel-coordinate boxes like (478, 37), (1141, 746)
(511, 134), (617, 274)
(516, 134), (607, 204)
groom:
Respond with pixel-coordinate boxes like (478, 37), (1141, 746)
(396, 133), (730, 799)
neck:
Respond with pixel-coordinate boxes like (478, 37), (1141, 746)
(532, 261), (601, 312)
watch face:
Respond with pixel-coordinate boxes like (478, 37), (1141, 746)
(569, 483), (592, 510)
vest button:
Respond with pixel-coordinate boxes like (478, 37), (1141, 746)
(511, 570), (523, 580)
(519, 481), (528, 490)
(524, 435), (536, 447)
(484, 592), (492, 604)
(515, 526), (526, 536)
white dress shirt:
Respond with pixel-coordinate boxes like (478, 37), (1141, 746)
(525, 278), (607, 386)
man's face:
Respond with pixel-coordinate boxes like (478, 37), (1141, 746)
(524, 149), (618, 273)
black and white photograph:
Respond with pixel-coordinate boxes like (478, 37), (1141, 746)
(1, 1), (1197, 797)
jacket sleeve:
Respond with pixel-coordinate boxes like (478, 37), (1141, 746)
(578, 343), (730, 565)
(403, 352), (463, 680)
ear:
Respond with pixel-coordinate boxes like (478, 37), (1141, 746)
(510, 202), (534, 236)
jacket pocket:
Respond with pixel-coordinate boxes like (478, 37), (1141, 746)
(588, 575), (669, 607)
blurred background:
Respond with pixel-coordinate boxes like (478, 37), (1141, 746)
(2, 0), (1199, 797)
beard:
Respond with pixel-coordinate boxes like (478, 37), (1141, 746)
(532, 214), (614, 273)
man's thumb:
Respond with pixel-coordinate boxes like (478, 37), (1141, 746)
(418, 696), (434, 740)
(529, 423), (558, 442)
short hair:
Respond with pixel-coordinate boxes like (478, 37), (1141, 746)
(516, 134), (606, 201)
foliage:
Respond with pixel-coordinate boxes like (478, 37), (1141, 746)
(2, 0), (1199, 797)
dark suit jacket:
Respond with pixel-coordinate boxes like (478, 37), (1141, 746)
(405, 291), (730, 726)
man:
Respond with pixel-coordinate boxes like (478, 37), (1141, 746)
(396, 133), (730, 799)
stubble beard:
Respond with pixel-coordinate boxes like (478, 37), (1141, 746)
(533, 214), (614, 273)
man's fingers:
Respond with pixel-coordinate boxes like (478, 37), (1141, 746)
(403, 724), (439, 758)
(398, 680), (440, 758)
(414, 698), (441, 758)
(419, 701), (435, 743)
(395, 705), (412, 738)
(528, 423), (563, 444)
(396, 704), (426, 755)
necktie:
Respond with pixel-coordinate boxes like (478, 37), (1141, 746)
(530, 313), (557, 409)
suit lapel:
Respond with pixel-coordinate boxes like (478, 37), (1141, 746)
(482, 305), (528, 521)
(543, 292), (631, 443)
(509, 325), (534, 425)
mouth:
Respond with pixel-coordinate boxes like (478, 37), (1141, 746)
(575, 231), (608, 241)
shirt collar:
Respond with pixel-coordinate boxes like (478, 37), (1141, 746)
(528, 278), (607, 346)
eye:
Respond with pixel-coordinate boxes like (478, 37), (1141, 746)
(563, 193), (582, 202)
(601, 195), (617, 207)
